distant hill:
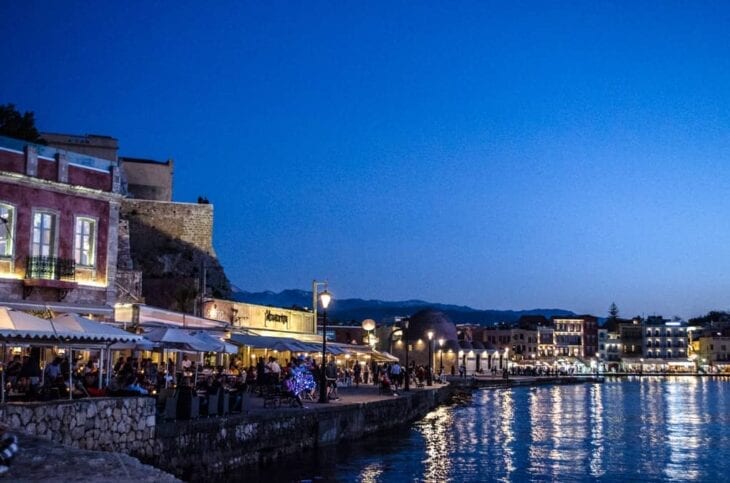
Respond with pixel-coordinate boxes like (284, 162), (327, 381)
(231, 288), (575, 326)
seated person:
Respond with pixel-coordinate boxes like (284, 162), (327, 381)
(380, 372), (398, 396)
(125, 375), (149, 395)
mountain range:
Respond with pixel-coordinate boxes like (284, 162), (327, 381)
(231, 288), (575, 326)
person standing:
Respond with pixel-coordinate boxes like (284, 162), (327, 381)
(325, 357), (338, 400)
(353, 361), (362, 388)
(390, 362), (402, 390)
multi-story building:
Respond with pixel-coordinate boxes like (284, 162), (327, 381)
(537, 325), (555, 357)
(598, 329), (621, 364)
(642, 316), (688, 360)
(696, 328), (730, 370)
(0, 135), (122, 316)
(619, 318), (643, 357)
(553, 315), (598, 358)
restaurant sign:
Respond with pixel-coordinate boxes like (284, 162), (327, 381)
(265, 310), (289, 328)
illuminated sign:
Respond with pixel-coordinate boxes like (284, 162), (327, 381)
(264, 310), (289, 327)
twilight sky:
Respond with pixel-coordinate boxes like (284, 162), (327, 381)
(2, 1), (730, 318)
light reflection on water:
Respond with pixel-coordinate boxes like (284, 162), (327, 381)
(253, 377), (730, 482)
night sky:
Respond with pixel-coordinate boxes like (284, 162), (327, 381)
(2, 1), (730, 318)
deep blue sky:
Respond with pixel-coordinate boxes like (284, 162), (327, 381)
(2, 1), (730, 318)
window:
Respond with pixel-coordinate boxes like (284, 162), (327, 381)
(74, 217), (97, 267)
(0, 203), (14, 257)
(31, 211), (57, 258)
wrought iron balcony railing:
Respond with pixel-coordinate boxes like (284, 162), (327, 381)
(25, 256), (76, 281)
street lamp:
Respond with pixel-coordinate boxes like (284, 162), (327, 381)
(318, 289), (332, 404)
(438, 338), (444, 373)
(426, 330), (434, 386)
(403, 319), (410, 392)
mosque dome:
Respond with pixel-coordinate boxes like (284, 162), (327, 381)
(404, 309), (459, 342)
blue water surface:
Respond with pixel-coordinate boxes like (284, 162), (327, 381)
(253, 377), (730, 482)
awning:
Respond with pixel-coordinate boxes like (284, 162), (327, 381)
(143, 327), (220, 352)
(0, 307), (140, 344)
(51, 313), (142, 343)
(0, 300), (113, 316)
(191, 331), (238, 354)
(229, 333), (342, 354)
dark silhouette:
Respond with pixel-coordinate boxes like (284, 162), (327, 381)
(0, 104), (46, 143)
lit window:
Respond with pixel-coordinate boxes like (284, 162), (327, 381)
(31, 211), (57, 258)
(0, 203), (15, 257)
(74, 217), (97, 267)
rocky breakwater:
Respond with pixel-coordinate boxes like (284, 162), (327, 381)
(0, 397), (158, 457)
(151, 385), (454, 481)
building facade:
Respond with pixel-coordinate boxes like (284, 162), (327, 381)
(642, 316), (688, 360)
(553, 316), (598, 358)
(0, 135), (121, 315)
(202, 298), (315, 336)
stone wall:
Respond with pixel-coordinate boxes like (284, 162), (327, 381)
(150, 386), (454, 481)
(0, 397), (158, 458)
(121, 199), (215, 255)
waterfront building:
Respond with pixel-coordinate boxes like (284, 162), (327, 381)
(537, 325), (555, 358)
(203, 297), (315, 335)
(597, 329), (621, 370)
(695, 328), (730, 372)
(552, 315), (598, 359)
(0, 134), (122, 317)
(641, 315), (691, 372)
(389, 309), (469, 375)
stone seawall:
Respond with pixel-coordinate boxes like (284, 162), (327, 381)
(0, 397), (158, 457)
(151, 386), (454, 481)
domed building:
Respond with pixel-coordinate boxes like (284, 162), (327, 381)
(387, 309), (463, 376)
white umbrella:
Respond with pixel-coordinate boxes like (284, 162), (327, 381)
(143, 327), (218, 352)
(191, 332), (237, 354)
(0, 307), (58, 340)
(51, 313), (142, 343)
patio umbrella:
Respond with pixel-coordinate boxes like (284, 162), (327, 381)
(0, 307), (58, 341)
(143, 327), (219, 352)
(191, 331), (238, 354)
(51, 313), (142, 343)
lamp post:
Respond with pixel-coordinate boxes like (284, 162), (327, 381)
(318, 289), (332, 404)
(438, 338), (444, 373)
(403, 319), (410, 392)
(426, 330), (434, 386)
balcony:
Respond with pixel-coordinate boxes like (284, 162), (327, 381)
(23, 256), (77, 300)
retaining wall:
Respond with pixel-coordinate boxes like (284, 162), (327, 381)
(0, 397), (158, 457)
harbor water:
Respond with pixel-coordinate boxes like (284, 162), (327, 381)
(255, 377), (730, 482)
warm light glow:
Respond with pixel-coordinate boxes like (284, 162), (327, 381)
(427, 330), (434, 340)
(362, 319), (376, 331)
(438, 338), (444, 347)
(76, 280), (108, 288)
(319, 289), (332, 309)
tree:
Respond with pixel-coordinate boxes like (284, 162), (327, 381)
(605, 302), (620, 332)
(0, 104), (45, 143)
(609, 303), (619, 319)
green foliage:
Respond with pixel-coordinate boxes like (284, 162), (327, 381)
(0, 104), (46, 143)
(688, 311), (730, 327)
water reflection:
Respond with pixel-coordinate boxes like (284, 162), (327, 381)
(259, 378), (730, 482)
(418, 405), (453, 482)
(589, 383), (604, 478)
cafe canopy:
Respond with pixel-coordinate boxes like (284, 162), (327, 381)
(0, 307), (141, 345)
(143, 327), (220, 352)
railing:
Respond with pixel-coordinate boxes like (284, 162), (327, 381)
(25, 256), (76, 281)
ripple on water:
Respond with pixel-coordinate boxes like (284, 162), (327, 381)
(251, 378), (730, 482)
